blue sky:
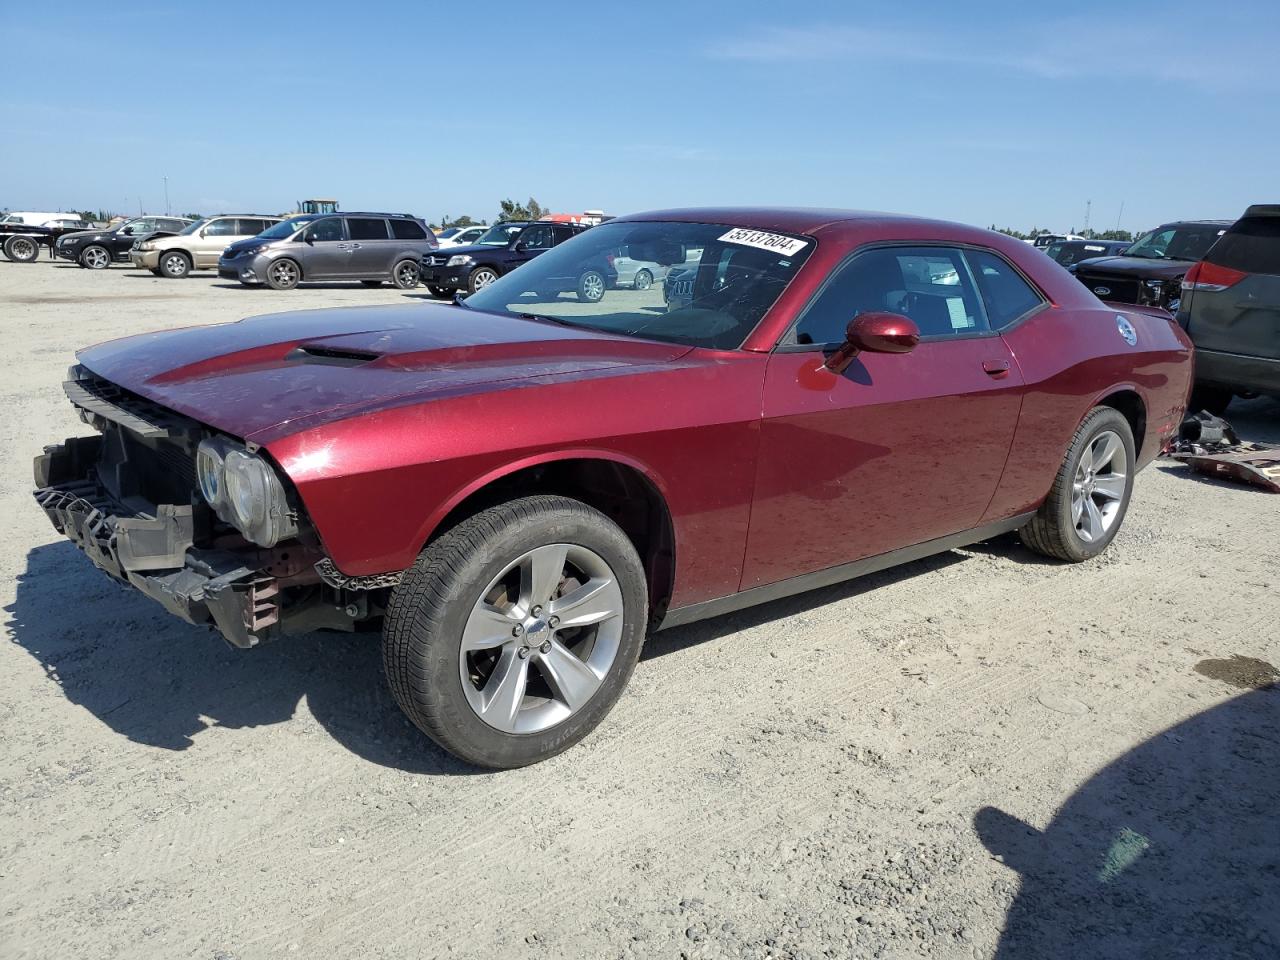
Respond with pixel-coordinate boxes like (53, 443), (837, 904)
(2, 0), (1276, 232)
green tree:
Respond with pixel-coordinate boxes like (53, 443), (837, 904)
(498, 197), (548, 221)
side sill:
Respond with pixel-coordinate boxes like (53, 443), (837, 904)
(655, 512), (1036, 632)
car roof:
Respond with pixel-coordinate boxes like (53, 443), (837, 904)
(335, 212), (421, 219)
(1242, 205), (1280, 219)
(614, 207), (938, 235)
(1151, 219), (1235, 228)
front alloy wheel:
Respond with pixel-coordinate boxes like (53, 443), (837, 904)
(382, 495), (647, 768)
(393, 259), (420, 289)
(469, 267), (498, 293)
(266, 258), (301, 290)
(159, 251), (191, 278)
(81, 245), (111, 269)
(633, 268), (653, 291)
(578, 269), (606, 302)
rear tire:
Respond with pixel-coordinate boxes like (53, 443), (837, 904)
(1020, 406), (1135, 563)
(577, 268), (606, 303)
(392, 258), (420, 289)
(633, 268), (653, 291)
(1189, 385), (1233, 416)
(382, 495), (648, 769)
(158, 250), (191, 279)
(4, 235), (40, 263)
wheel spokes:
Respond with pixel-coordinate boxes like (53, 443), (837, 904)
(462, 603), (517, 651)
(522, 543), (568, 609)
(537, 638), (602, 712)
(478, 646), (530, 731)
(1081, 496), (1105, 542)
(1092, 433), (1122, 471)
(1092, 474), (1126, 501)
(549, 577), (620, 629)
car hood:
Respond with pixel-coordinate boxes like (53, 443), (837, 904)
(1073, 256), (1195, 280)
(434, 242), (512, 258)
(222, 236), (271, 255)
(56, 229), (113, 243)
(76, 302), (693, 443)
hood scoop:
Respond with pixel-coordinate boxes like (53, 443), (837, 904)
(287, 344), (382, 367)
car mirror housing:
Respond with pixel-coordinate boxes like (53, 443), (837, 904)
(823, 312), (921, 374)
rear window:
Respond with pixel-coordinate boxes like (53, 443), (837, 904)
(1205, 217), (1280, 276)
(349, 217), (389, 240)
(389, 219), (427, 240)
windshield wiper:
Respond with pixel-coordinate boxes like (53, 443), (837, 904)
(515, 311), (577, 328)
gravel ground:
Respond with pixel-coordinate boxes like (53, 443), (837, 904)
(2, 259), (1278, 959)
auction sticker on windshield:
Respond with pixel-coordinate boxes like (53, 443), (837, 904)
(718, 228), (808, 257)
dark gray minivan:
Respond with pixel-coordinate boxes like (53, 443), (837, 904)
(218, 212), (438, 290)
(1177, 205), (1280, 413)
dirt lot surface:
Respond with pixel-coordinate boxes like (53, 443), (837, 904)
(2, 259), (1278, 959)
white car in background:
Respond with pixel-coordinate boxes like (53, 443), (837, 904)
(436, 225), (487, 248)
(611, 244), (669, 290)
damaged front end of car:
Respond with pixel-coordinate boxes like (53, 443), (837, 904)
(32, 365), (394, 647)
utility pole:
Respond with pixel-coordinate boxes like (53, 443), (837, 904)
(1084, 200), (1091, 233)
(1115, 200), (1125, 232)
(163, 176), (170, 216)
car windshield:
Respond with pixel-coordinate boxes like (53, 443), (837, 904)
(461, 220), (814, 350)
(438, 227), (462, 239)
(1124, 225), (1223, 261)
(477, 222), (527, 245)
(177, 219), (207, 236)
(259, 217), (314, 239)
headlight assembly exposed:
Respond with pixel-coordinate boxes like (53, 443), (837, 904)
(446, 254), (473, 267)
(196, 438), (297, 547)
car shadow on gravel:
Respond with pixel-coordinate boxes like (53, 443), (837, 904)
(976, 686), (1280, 958)
(642, 551), (968, 660)
(7, 542), (479, 776)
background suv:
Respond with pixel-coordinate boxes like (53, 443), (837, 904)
(132, 215), (282, 278)
(1176, 204), (1280, 413)
(55, 216), (193, 269)
(218, 212), (437, 290)
(1072, 220), (1231, 311)
(419, 220), (589, 297)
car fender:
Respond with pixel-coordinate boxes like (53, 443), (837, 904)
(410, 446), (675, 557)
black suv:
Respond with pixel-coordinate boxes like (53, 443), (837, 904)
(1176, 205), (1280, 413)
(419, 220), (593, 298)
(55, 216), (193, 269)
(1072, 220), (1231, 311)
(1045, 239), (1130, 268)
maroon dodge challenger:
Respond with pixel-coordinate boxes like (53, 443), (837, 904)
(34, 209), (1193, 767)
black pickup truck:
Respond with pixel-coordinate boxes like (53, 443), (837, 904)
(0, 213), (93, 262)
(1071, 220), (1231, 312)
(54, 215), (194, 269)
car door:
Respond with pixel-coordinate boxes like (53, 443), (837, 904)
(195, 217), (241, 267)
(298, 216), (350, 279)
(116, 217), (155, 254)
(742, 244), (1025, 590)
(510, 222), (554, 270)
(346, 217), (392, 277)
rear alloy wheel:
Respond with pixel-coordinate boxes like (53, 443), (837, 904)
(392, 259), (420, 290)
(578, 269), (606, 303)
(266, 258), (301, 290)
(159, 251), (191, 279)
(80, 245), (111, 269)
(468, 266), (499, 294)
(382, 495), (648, 768)
(633, 268), (653, 291)
(1021, 406), (1135, 562)
(4, 235), (39, 263)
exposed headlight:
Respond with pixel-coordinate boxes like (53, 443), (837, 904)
(196, 439), (296, 547)
(239, 245), (264, 258)
(138, 241), (157, 251)
(446, 254), (473, 267)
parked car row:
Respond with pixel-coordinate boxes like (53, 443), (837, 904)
(0, 211), (93, 262)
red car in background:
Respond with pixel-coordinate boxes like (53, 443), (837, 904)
(34, 208), (1193, 768)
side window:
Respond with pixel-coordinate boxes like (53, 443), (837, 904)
(965, 249), (1045, 328)
(131, 218), (157, 234)
(551, 225), (576, 245)
(204, 218), (238, 237)
(520, 224), (554, 249)
(1205, 217), (1280, 275)
(390, 219), (427, 240)
(793, 246), (986, 345)
(349, 217), (390, 240)
(157, 219), (182, 232)
(305, 217), (346, 242)
(244, 218), (273, 235)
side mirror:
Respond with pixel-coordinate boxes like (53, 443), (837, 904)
(514, 240), (528, 252)
(121, 226), (134, 236)
(823, 312), (920, 374)
(304, 234), (314, 245)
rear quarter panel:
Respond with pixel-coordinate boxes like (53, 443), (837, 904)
(265, 353), (769, 608)
(982, 304), (1192, 523)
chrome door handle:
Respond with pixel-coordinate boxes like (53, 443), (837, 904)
(337, 244), (349, 250)
(982, 359), (1011, 378)
(349, 243), (362, 249)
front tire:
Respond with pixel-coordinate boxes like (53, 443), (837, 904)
(382, 495), (648, 769)
(633, 268), (653, 291)
(468, 266), (499, 294)
(4, 235), (40, 263)
(392, 258), (420, 290)
(265, 258), (301, 290)
(80, 245), (111, 269)
(158, 250), (191, 279)
(1020, 406), (1135, 562)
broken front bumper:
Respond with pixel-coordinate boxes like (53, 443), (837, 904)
(33, 436), (279, 648)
